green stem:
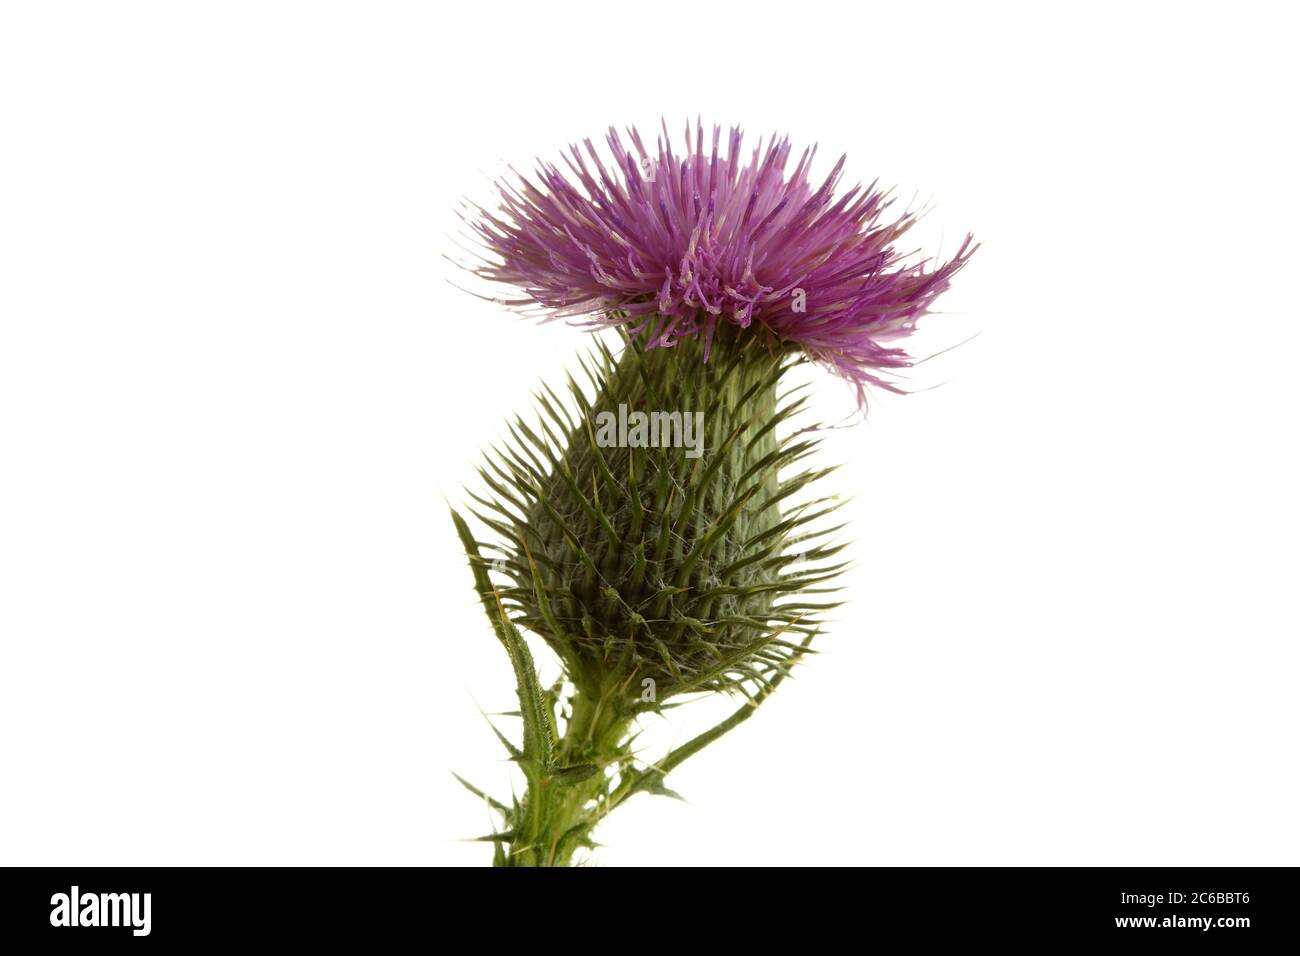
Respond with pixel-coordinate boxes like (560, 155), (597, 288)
(504, 687), (631, 867)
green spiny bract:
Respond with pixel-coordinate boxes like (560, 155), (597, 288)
(470, 327), (848, 709)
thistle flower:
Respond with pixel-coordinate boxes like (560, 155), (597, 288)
(452, 124), (974, 866)
(465, 121), (975, 395)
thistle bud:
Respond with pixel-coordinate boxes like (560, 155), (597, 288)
(479, 325), (842, 708)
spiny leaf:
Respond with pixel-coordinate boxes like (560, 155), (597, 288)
(451, 771), (509, 814)
(623, 631), (816, 800)
(451, 508), (554, 776)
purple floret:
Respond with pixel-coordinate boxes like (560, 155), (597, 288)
(464, 121), (975, 394)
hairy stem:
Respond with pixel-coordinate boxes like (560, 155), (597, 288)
(503, 688), (631, 867)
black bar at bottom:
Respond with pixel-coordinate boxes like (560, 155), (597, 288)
(0, 866), (1292, 944)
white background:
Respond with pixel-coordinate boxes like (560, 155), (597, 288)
(2, 1), (1297, 866)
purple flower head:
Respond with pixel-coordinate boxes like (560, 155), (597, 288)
(463, 121), (975, 395)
